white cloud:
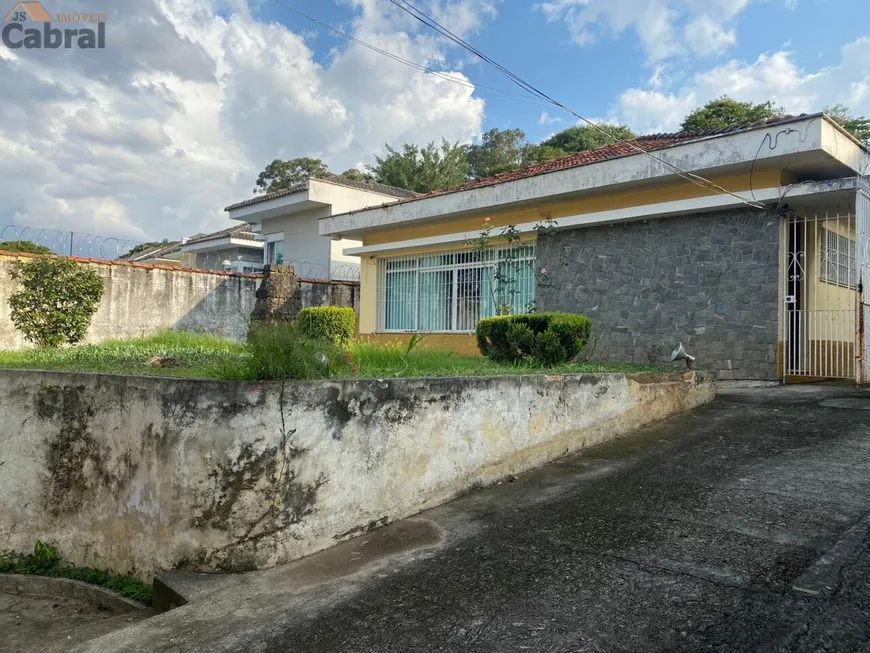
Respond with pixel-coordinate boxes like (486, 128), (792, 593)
(612, 37), (870, 133)
(0, 0), (492, 243)
(538, 110), (564, 126)
(535, 0), (768, 62)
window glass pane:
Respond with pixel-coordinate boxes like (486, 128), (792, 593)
(385, 270), (417, 330)
(419, 270), (453, 331)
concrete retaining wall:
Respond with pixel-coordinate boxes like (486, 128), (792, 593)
(0, 370), (715, 580)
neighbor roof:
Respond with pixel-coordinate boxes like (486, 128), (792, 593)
(183, 222), (259, 246)
(224, 175), (418, 212)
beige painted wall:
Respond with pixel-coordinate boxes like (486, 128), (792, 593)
(0, 253), (260, 350)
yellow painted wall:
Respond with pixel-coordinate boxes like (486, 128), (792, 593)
(805, 219), (857, 340)
(358, 333), (481, 357)
(358, 171), (785, 338)
(363, 170), (783, 246)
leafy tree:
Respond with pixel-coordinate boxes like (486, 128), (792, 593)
(254, 158), (331, 194)
(368, 139), (468, 193)
(541, 124), (636, 153)
(340, 168), (374, 183)
(521, 144), (567, 167)
(8, 258), (104, 348)
(123, 239), (170, 258)
(681, 96), (784, 133)
(466, 128), (527, 179)
(466, 129), (568, 179)
(824, 104), (870, 145)
(0, 240), (52, 255)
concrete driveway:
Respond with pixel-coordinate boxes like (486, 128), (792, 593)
(79, 384), (870, 653)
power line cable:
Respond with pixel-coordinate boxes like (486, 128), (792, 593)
(386, 0), (768, 210)
(270, 0), (548, 106)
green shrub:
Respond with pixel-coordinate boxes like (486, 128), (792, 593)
(0, 240), (53, 255)
(0, 541), (152, 606)
(245, 322), (345, 380)
(8, 257), (104, 347)
(476, 313), (592, 366)
(297, 306), (356, 345)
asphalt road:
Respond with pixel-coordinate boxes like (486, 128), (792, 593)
(80, 384), (870, 653)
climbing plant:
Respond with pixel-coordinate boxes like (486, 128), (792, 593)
(8, 257), (104, 347)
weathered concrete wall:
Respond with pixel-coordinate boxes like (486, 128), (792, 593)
(537, 209), (782, 380)
(0, 253), (261, 349)
(0, 369), (714, 580)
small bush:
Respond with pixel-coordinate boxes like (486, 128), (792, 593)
(296, 306), (356, 345)
(476, 313), (592, 366)
(245, 322), (345, 380)
(0, 540), (152, 606)
(0, 240), (53, 255)
(8, 257), (104, 347)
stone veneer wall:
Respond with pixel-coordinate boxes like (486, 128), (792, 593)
(536, 210), (782, 380)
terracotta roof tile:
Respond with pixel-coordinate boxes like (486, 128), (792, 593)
(368, 114), (808, 209)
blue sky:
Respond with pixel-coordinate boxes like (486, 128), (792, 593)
(256, 0), (870, 143)
(1, 0), (869, 241)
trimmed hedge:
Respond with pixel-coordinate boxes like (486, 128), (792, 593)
(297, 306), (356, 345)
(476, 313), (592, 366)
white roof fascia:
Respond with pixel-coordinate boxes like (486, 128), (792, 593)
(228, 189), (320, 222)
(181, 236), (264, 253)
(342, 179), (856, 257)
(322, 116), (829, 237)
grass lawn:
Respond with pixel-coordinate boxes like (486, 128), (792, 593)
(0, 331), (673, 380)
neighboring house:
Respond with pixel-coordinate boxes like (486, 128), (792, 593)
(319, 114), (870, 384)
(225, 175), (417, 280)
(119, 240), (193, 267)
(179, 223), (264, 273)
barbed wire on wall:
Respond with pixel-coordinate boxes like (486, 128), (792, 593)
(0, 224), (362, 282)
(0, 224), (134, 260)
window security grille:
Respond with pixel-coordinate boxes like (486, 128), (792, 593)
(376, 245), (536, 332)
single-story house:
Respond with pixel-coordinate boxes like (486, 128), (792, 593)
(179, 223), (264, 273)
(121, 224), (264, 273)
(318, 114), (870, 384)
(225, 175), (418, 280)
(119, 240), (192, 267)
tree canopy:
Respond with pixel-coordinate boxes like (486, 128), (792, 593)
(825, 104), (870, 145)
(254, 158), (331, 194)
(541, 124), (636, 153)
(680, 97), (784, 133)
(465, 128), (566, 179)
(124, 239), (171, 258)
(339, 168), (374, 183)
(368, 139), (468, 193)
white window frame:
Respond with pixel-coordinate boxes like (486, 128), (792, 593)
(264, 232), (285, 265)
(375, 244), (537, 334)
(821, 228), (857, 289)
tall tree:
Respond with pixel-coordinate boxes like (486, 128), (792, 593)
(466, 128), (566, 179)
(541, 124), (636, 153)
(466, 128), (527, 179)
(368, 140), (468, 193)
(254, 158), (331, 194)
(824, 104), (870, 145)
(681, 96), (784, 133)
(340, 168), (374, 183)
